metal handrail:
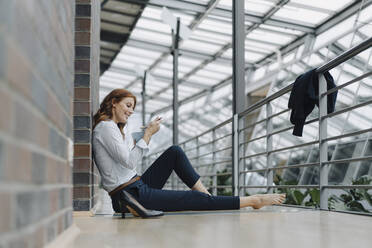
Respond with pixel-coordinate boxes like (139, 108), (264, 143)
(316, 37), (372, 73)
(143, 37), (372, 214)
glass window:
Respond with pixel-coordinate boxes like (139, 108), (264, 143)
(273, 5), (330, 26)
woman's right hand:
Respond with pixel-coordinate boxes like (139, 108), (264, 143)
(144, 116), (162, 136)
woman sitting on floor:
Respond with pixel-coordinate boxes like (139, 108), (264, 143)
(92, 89), (286, 218)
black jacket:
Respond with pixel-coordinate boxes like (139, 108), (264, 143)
(288, 69), (337, 136)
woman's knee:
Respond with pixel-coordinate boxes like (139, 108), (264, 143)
(166, 145), (183, 155)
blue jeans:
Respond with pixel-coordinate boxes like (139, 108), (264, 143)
(111, 145), (240, 212)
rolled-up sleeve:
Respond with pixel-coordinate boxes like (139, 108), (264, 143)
(97, 122), (145, 170)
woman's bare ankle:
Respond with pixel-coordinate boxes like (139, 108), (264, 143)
(240, 194), (286, 209)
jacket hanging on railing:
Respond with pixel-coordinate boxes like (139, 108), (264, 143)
(288, 68), (338, 137)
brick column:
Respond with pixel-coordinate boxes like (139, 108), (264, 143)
(0, 1), (74, 247)
(73, 0), (100, 211)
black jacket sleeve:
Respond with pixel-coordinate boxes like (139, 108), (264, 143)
(288, 69), (337, 137)
(288, 69), (317, 136)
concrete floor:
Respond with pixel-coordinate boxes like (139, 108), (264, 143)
(63, 190), (372, 248)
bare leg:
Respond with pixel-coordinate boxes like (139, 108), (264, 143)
(239, 194), (286, 209)
(192, 179), (211, 196)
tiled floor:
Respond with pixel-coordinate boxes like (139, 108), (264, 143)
(67, 190), (372, 248)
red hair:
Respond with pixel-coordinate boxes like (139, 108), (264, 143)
(93, 89), (136, 136)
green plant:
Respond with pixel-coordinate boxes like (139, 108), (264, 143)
(305, 188), (320, 207)
(274, 175), (320, 207)
(208, 168), (233, 196)
(328, 175), (372, 213)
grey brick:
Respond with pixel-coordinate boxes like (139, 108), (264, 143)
(15, 102), (34, 142)
(31, 77), (47, 115)
(49, 128), (67, 158)
(73, 173), (91, 185)
(55, 83), (71, 115)
(0, 35), (6, 78)
(8, 238), (27, 248)
(46, 219), (57, 243)
(74, 130), (90, 143)
(48, 128), (59, 157)
(0, 1), (15, 32)
(58, 1), (69, 36)
(0, 241), (7, 248)
(66, 117), (73, 139)
(59, 188), (71, 209)
(0, 140), (3, 180)
(31, 152), (46, 184)
(74, 116), (91, 129)
(76, 4), (91, 17)
(64, 211), (73, 229)
(16, 191), (49, 229)
(74, 74), (90, 87)
(73, 199), (90, 211)
(59, 136), (67, 159)
(75, 46), (90, 59)
(15, 12), (42, 67)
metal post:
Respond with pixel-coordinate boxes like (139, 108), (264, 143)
(196, 137), (200, 191)
(233, 114), (239, 196)
(212, 129), (217, 195)
(238, 118), (245, 196)
(172, 18), (180, 146)
(141, 71), (147, 173)
(142, 71), (147, 127)
(232, 0), (245, 196)
(319, 74), (329, 210)
(266, 102), (274, 193)
(171, 18), (181, 189)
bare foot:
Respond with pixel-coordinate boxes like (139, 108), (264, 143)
(248, 194), (286, 209)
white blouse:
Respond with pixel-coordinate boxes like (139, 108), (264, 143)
(92, 120), (149, 192)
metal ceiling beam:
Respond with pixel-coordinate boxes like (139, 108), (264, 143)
(126, 39), (232, 64)
(101, 30), (129, 44)
(135, 23), (226, 46)
(161, 1), (371, 135)
(144, 0), (293, 103)
(104, 0), (371, 125)
(189, 0), (221, 29)
(107, 65), (211, 90)
(124, 0), (224, 90)
(145, 43), (233, 103)
(101, 19), (132, 29)
(244, 0), (289, 35)
(100, 0), (150, 74)
(286, 2), (334, 14)
(151, 73), (234, 116)
(146, 0), (289, 115)
(256, 0), (371, 68)
(101, 8), (138, 18)
(101, 0), (109, 7)
(315, 0), (371, 35)
(101, 47), (117, 53)
(147, 0), (314, 33)
(135, 23), (279, 53)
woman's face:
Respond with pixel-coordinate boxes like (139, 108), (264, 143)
(112, 97), (135, 124)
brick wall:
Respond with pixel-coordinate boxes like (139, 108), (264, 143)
(73, 0), (100, 211)
(0, 0), (75, 247)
